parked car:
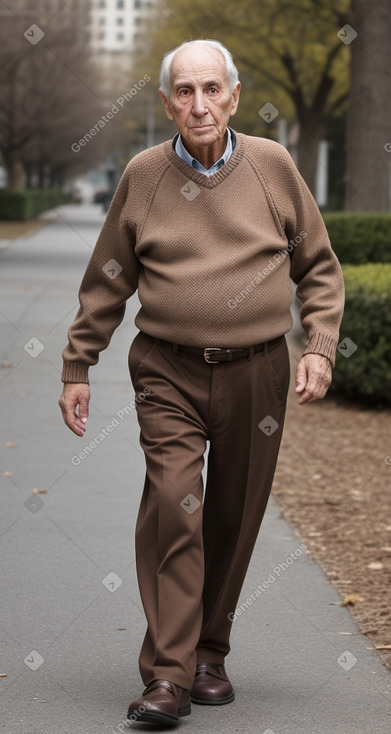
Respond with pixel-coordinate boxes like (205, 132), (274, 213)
(93, 189), (108, 204)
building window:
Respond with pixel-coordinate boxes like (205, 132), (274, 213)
(116, 32), (125, 41)
(134, 16), (142, 25)
(99, 17), (106, 25)
(98, 0), (106, 7)
(134, 0), (141, 7)
(116, 16), (124, 24)
(117, 0), (125, 8)
(98, 31), (105, 40)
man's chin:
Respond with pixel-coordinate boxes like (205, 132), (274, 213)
(186, 127), (220, 146)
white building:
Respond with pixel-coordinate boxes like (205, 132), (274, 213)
(89, 0), (155, 54)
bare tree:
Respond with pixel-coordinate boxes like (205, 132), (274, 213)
(0, 1), (112, 188)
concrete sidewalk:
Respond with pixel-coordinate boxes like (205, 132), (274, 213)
(0, 204), (390, 734)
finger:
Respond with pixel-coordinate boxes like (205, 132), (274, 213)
(77, 395), (89, 425)
(72, 413), (87, 436)
(298, 377), (328, 404)
(59, 398), (87, 437)
(298, 388), (313, 404)
(295, 360), (308, 392)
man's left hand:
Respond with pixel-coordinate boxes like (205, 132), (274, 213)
(295, 353), (332, 404)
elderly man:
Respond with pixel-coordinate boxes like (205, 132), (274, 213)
(59, 39), (344, 726)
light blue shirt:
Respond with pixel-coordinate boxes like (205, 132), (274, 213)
(174, 127), (234, 176)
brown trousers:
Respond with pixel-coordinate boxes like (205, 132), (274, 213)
(128, 331), (290, 690)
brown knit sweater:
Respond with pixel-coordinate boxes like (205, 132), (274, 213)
(61, 133), (344, 383)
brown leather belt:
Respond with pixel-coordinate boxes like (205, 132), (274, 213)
(154, 335), (284, 363)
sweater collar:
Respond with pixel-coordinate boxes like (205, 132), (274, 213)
(174, 127), (235, 176)
(166, 130), (244, 188)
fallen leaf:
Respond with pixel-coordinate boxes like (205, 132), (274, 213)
(32, 489), (47, 494)
(5, 442), (18, 448)
(367, 562), (384, 570)
(375, 645), (391, 650)
(0, 673), (7, 677)
(3, 471), (13, 477)
(1, 362), (13, 369)
(381, 546), (391, 552)
(341, 594), (361, 606)
(116, 628), (127, 631)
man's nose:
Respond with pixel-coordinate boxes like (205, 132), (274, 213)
(192, 90), (208, 117)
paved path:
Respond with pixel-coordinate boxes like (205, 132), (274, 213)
(0, 204), (390, 734)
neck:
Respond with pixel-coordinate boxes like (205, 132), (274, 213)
(182, 130), (228, 169)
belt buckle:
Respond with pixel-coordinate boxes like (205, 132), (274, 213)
(204, 347), (222, 364)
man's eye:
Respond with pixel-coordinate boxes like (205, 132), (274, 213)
(179, 89), (190, 96)
(209, 87), (218, 93)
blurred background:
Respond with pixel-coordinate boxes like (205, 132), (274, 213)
(0, 0), (390, 212)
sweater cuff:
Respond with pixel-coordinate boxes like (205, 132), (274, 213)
(302, 332), (338, 367)
(61, 360), (90, 384)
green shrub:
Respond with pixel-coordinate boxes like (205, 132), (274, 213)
(323, 212), (391, 264)
(0, 188), (67, 221)
(330, 264), (391, 406)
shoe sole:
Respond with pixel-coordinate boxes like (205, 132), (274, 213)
(190, 692), (235, 705)
(127, 704), (191, 726)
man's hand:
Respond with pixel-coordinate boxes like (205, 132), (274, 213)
(58, 383), (90, 436)
(295, 353), (332, 404)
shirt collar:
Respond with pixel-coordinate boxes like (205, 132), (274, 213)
(174, 127), (235, 176)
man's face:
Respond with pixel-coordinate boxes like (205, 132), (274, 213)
(159, 44), (240, 153)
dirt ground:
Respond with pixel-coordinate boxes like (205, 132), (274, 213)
(0, 220), (47, 242)
(272, 338), (391, 671)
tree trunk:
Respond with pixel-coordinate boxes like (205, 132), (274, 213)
(296, 118), (325, 196)
(3, 150), (26, 190)
(344, 0), (391, 211)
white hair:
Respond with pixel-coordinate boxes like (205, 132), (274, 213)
(159, 39), (239, 97)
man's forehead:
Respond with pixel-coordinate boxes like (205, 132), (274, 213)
(170, 45), (228, 83)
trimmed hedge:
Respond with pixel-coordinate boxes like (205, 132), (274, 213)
(0, 188), (68, 221)
(330, 264), (391, 406)
(323, 212), (391, 264)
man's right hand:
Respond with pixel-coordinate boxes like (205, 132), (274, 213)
(58, 383), (90, 437)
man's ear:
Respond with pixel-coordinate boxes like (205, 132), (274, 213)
(230, 82), (241, 117)
(158, 90), (174, 121)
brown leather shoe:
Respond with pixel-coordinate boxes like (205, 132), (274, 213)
(127, 679), (191, 726)
(190, 663), (235, 705)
